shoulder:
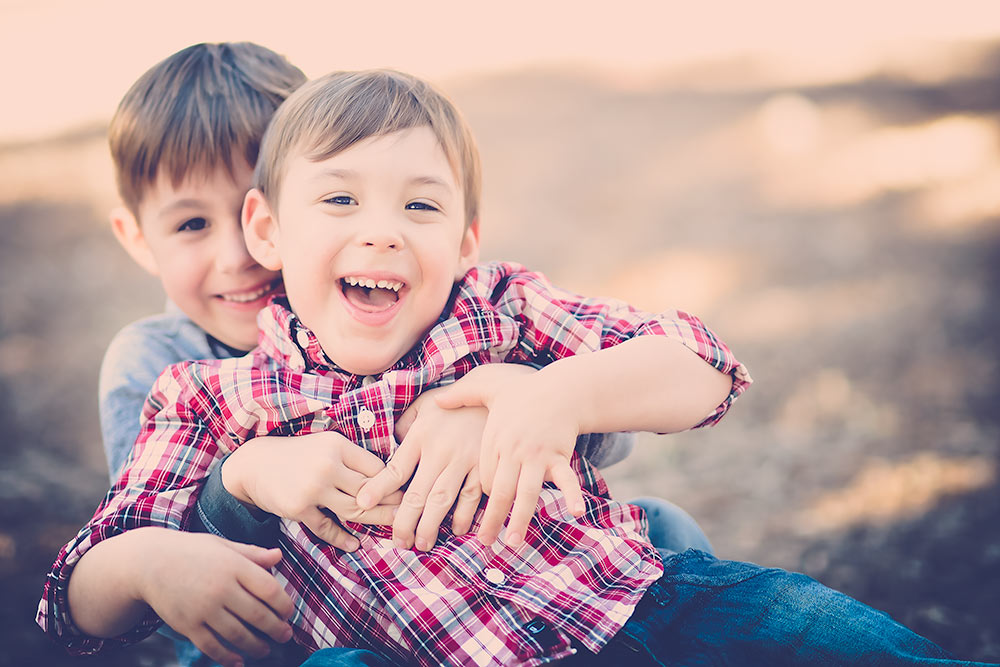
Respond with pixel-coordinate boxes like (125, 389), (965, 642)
(99, 312), (214, 393)
(105, 311), (212, 358)
(149, 346), (271, 406)
(459, 261), (553, 301)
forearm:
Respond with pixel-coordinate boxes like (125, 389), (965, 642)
(542, 336), (734, 435)
(66, 528), (157, 638)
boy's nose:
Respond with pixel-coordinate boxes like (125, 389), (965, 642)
(357, 215), (405, 251)
(215, 220), (258, 273)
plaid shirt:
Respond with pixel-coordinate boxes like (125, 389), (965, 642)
(39, 261), (751, 666)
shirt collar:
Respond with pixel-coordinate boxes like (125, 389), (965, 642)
(256, 294), (459, 375)
(255, 266), (514, 374)
(256, 296), (336, 372)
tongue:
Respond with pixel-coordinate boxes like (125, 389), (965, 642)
(344, 285), (398, 311)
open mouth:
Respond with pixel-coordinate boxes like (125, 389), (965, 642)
(218, 278), (281, 304)
(340, 275), (403, 312)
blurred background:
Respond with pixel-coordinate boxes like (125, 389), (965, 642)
(2, 1), (998, 663)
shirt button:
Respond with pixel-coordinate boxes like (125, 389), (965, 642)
(484, 568), (505, 585)
(356, 407), (376, 432)
(296, 330), (310, 348)
(362, 375), (377, 387)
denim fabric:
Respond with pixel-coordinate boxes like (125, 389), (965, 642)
(564, 549), (997, 666)
(160, 623), (306, 667)
(629, 497), (714, 555)
(299, 648), (393, 666)
(575, 432), (635, 468)
(191, 454), (281, 548)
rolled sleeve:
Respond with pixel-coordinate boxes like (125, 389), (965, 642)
(191, 455), (280, 548)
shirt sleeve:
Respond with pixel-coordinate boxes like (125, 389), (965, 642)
(98, 324), (183, 480)
(576, 432), (636, 468)
(37, 364), (222, 654)
(99, 319), (278, 549)
(190, 455), (281, 548)
(489, 264), (752, 429)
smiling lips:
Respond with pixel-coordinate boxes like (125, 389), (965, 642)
(340, 274), (405, 322)
(217, 278), (281, 305)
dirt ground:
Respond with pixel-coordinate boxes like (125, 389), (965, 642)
(2, 44), (999, 665)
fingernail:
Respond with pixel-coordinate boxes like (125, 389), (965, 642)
(357, 494), (370, 509)
(393, 537), (407, 549)
(415, 537), (429, 551)
(506, 532), (521, 548)
(346, 538), (360, 551)
(282, 625), (294, 641)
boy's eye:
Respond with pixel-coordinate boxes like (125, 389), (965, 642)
(178, 217), (207, 232)
(406, 201), (439, 212)
(324, 195), (357, 206)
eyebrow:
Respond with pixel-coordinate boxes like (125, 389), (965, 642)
(155, 198), (209, 216)
(312, 168), (356, 181)
(310, 170), (455, 192)
(409, 175), (453, 190)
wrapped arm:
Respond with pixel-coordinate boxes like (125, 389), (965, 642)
(483, 263), (752, 428)
(38, 365), (224, 653)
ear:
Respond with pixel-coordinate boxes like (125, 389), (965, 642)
(109, 206), (159, 276)
(242, 188), (283, 271)
(454, 217), (481, 280)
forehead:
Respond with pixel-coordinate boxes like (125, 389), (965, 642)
(138, 160), (254, 219)
(289, 127), (460, 186)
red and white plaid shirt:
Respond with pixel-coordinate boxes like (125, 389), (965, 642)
(39, 261), (751, 666)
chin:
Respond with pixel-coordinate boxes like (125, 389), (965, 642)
(340, 352), (397, 377)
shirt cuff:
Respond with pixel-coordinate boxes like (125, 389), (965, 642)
(191, 454), (280, 547)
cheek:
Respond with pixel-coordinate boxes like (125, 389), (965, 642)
(156, 254), (210, 302)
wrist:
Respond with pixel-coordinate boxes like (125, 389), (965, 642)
(127, 527), (169, 605)
(220, 445), (255, 505)
(532, 361), (588, 433)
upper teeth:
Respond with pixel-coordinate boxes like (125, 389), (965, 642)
(222, 282), (275, 303)
(344, 276), (403, 292)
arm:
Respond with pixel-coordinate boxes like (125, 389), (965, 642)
(544, 334), (733, 434)
(67, 527), (293, 667)
(98, 321), (304, 552)
(438, 336), (732, 546)
(40, 363), (248, 653)
(435, 265), (751, 546)
(217, 431), (403, 551)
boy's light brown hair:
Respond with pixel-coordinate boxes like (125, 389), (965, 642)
(253, 69), (482, 227)
(109, 42), (306, 216)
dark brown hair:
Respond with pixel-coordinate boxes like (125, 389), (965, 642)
(109, 42), (306, 215)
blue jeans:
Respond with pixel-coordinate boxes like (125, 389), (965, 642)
(629, 496), (714, 555)
(299, 648), (390, 666)
(564, 548), (997, 666)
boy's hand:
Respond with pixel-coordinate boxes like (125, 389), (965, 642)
(435, 366), (586, 548)
(222, 432), (402, 551)
(356, 386), (486, 551)
(136, 529), (294, 667)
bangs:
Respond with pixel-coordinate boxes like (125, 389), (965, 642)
(255, 70), (480, 225)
